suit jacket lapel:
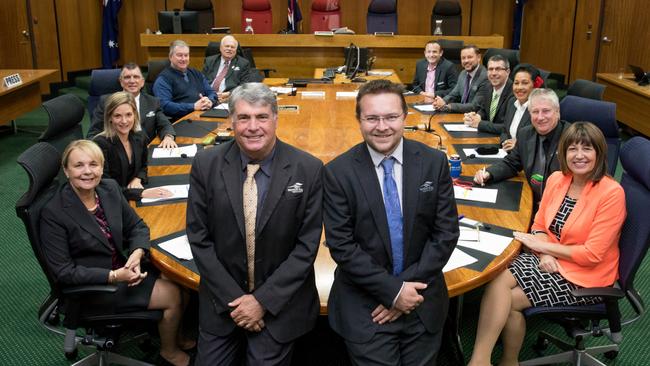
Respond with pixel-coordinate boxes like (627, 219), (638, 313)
(111, 137), (130, 185)
(401, 141), (421, 258)
(353, 146), (393, 259)
(61, 184), (112, 250)
(257, 141), (291, 234)
(222, 143), (246, 239)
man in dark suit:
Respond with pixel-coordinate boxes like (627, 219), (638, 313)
(323, 80), (459, 365)
(87, 63), (177, 148)
(202, 35), (254, 103)
(474, 88), (568, 211)
(463, 54), (513, 134)
(186, 82), (323, 366)
(411, 40), (458, 98)
(433, 45), (490, 113)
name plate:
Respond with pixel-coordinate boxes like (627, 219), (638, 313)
(3, 73), (22, 88)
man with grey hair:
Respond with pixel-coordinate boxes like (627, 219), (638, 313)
(474, 88), (569, 211)
(153, 40), (217, 120)
(187, 83), (323, 365)
(203, 35), (254, 102)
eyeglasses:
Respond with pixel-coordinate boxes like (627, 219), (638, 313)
(487, 67), (509, 72)
(360, 113), (403, 124)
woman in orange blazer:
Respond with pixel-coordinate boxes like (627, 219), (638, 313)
(468, 122), (626, 366)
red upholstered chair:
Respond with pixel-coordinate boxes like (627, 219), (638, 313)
(310, 0), (341, 32)
(242, 0), (273, 34)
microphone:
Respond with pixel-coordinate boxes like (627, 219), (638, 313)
(186, 119), (232, 145)
(462, 154), (476, 162)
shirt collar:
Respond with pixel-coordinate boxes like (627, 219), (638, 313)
(493, 83), (506, 96)
(367, 138), (404, 168)
(240, 145), (276, 177)
(468, 66), (479, 79)
(514, 99), (529, 110)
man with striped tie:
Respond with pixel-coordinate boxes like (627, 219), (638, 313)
(433, 45), (490, 113)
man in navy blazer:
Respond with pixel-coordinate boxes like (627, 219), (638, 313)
(187, 83), (323, 365)
(87, 63), (177, 148)
(411, 40), (459, 98)
(324, 80), (459, 365)
(202, 35), (254, 103)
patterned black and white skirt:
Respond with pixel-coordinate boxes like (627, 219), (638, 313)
(509, 252), (600, 307)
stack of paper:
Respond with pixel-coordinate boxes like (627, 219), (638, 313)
(413, 104), (436, 112)
(444, 124), (477, 132)
(152, 144), (198, 159)
(141, 184), (190, 203)
(453, 186), (498, 203)
(158, 234), (193, 260)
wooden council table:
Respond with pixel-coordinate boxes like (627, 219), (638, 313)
(135, 81), (532, 312)
(596, 73), (650, 137)
(0, 69), (57, 130)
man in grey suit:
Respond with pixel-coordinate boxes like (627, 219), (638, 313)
(411, 40), (458, 98)
(463, 54), (513, 134)
(324, 80), (459, 365)
(433, 45), (490, 113)
(202, 35), (254, 103)
(87, 63), (177, 148)
(187, 83), (323, 366)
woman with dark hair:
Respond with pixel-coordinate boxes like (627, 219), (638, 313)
(93, 91), (170, 200)
(40, 140), (191, 366)
(500, 63), (544, 151)
(468, 122), (626, 366)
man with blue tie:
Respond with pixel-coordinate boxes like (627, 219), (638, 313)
(323, 79), (459, 365)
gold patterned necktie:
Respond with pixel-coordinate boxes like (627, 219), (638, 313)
(243, 163), (260, 291)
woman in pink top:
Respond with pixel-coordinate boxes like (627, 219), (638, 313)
(468, 122), (626, 366)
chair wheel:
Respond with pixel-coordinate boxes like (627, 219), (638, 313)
(604, 350), (618, 359)
(65, 349), (78, 360)
(532, 337), (549, 355)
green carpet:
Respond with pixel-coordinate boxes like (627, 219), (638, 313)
(1, 98), (648, 365)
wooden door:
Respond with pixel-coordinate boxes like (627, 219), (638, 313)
(0, 0), (34, 69)
(519, 0), (577, 78)
(569, 0), (604, 82)
(597, 0), (650, 73)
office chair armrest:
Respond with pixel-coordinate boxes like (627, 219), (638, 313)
(572, 286), (625, 300)
(62, 285), (118, 296)
(259, 68), (276, 78)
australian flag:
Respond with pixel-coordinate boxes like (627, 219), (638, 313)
(287, 0), (302, 33)
(102, 0), (121, 68)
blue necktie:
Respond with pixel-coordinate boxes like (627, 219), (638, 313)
(381, 157), (403, 275)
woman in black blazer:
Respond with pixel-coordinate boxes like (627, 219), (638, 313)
(93, 92), (170, 200)
(499, 64), (543, 151)
(40, 140), (191, 366)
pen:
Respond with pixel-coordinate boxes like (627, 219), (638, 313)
(458, 215), (465, 220)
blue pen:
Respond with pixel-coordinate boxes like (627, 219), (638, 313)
(458, 215), (465, 221)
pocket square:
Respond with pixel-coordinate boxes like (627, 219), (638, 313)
(232, 66), (240, 71)
(145, 111), (155, 117)
(419, 181), (434, 192)
(287, 182), (303, 194)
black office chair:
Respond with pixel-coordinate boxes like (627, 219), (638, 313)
(437, 39), (464, 66)
(560, 95), (620, 175)
(145, 59), (170, 95)
(204, 41), (274, 81)
(183, 0), (214, 33)
(16, 142), (163, 366)
(431, 0), (462, 36)
(482, 48), (520, 70)
(87, 68), (122, 118)
(520, 136), (650, 366)
(38, 94), (85, 154)
(567, 79), (606, 100)
(366, 0), (398, 34)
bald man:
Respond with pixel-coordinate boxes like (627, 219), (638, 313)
(202, 35), (255, 103)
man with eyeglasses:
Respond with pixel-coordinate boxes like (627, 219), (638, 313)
(324, 79), (459, 365)
(463, 54), (513, 134)
(187, 82), (323, 366)
(433, 45), (490, 113)
(87, 62), (177, 148)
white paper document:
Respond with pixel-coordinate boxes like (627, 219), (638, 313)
(141, 184), (190, 203)
(456, 230), (514, 256)
(299, 91), (326, 98)
(459, 226), (480, 241)
(463, 148), (508, 159)
(454, 186), (498, 203)
(158, 234), (193, 260)
(413, 104), (436, 112)
(215, 103), (229, 110)
(444, 124), (477, 132)
(443, 248), (478, 272)
(270, 86), (296, 94)
(152, 144), (198, 159)
(336, 91), (358, 98)
(367, 70), (393, 76)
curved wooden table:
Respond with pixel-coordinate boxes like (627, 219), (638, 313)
(137, 83), (532, 314)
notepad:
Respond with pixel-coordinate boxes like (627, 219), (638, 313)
(454, 186), (498, 203)
(141, 184), (190, 203)
(336, 91), (358, 98)
(463, 148), (508, 159)
(152, 144), (198, 159)
(158, 234), (193, 260)
(444, 124), (477, 132)
(456, 230), (513, 256)
(443, 248), (478, 272)
(413, 104), (436, 112)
